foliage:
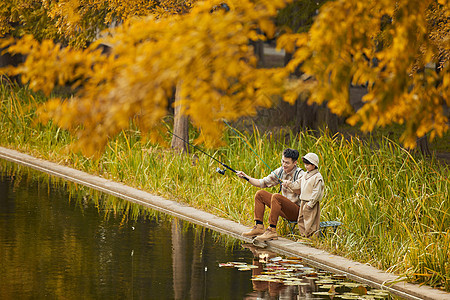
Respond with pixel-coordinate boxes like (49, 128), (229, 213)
(0, 0), (194, 47)
(280, 0), (450, 148)
(275, 0), (326, 34)
(1, 0), (292, 156)
(2, 0), (449, 153)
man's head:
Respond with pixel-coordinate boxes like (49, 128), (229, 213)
(281, 148), (299, 173)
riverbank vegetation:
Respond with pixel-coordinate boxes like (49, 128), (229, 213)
(0, 82), (448, 291)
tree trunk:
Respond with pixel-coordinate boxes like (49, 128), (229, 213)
(416, 135), (431, 157)
(189, 229), (206, 299)
(171, 82), (189, 153)
(0, 46), (25, 84)
(250, 39), (264, 66)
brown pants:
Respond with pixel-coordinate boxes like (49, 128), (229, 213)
(254, 190), (300, 227)
(297, 200), (320, 237)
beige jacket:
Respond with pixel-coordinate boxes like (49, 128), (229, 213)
(287, 169), (324, 208)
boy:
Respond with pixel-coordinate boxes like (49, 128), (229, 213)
(236, 148), (304, 241)
(284, 152), (324, 238)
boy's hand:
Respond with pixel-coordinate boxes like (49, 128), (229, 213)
(281, 180), (291, 187)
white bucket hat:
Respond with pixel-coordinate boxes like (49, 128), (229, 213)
(302, 153), (319, 168)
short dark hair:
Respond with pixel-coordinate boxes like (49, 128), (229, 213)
(283, 148), (299, 161)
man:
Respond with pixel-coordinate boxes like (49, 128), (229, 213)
(236, 148), (304, 241)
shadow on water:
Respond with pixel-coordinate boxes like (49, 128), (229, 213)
(0, 160), (397, 299)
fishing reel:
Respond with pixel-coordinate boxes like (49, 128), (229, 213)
(216, 167), (226, 175)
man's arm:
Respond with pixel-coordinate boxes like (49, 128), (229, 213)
(236, 171), (262, 188)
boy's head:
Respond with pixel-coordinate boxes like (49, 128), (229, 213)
(281, 148), (299, 173)
(302, 153), (319, 170)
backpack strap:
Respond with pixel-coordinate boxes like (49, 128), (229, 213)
(293, 167), (303, 181)
(277, 168), (283, 193)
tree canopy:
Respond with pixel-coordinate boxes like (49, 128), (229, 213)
(281, 0), (449, 148)
(2, 0), (291, 156)
(0, 0), (194, 47)
(1, 0), (449, 153)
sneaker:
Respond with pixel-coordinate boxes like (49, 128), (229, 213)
(242, 224), (265, 237)
(254, 227), (278, 241)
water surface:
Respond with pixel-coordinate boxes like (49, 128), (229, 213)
(0, 162), (254, 299)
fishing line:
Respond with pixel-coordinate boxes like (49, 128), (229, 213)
(223, 120), (283, 183)
(167, 129), (249, 181)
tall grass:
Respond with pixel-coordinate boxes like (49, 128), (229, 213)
(0, 81), (449, 291)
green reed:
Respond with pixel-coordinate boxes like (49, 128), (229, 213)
(0, 81), (448, 291)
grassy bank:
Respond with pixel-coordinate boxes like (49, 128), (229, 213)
(1, 82), (449, 291)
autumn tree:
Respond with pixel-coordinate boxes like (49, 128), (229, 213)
(1, 0), (199, 152)
(3, 0), (449, 154)
(1, 0), (292, 157)
(281, 0), (450, 149)
(0, 0), (194, 48)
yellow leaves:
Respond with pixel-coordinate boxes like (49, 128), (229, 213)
(258, 19), (275, 39)
(279, 0), (450, 149)
(3, 0), (293, 154)
(7, 0), (447, 153)
(276, 33), (305, 54)
(2, 0), (190, 48)
(48, 0), (82, 35)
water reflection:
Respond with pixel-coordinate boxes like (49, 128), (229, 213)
(224, 244), (394, 299)
(0, 160), (254, 299)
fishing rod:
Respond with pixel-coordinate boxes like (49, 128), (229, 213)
(168, 129), (249, 181)
(223, 120), (299, 193)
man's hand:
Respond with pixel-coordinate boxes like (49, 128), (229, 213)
(236, 171), (248, 179)
(236, 171), (260, 186)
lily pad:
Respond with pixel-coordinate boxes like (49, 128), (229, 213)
(218, 263), (235, 268)
(351, 285), (368, 295)
(367, 289), (390, 296)
(332, 274), (347, 280)
(269, 256), (283, 261)
(336, 295), (360, 299)
(341, 282), (367, 288)
(312, 291), (336, 296)
(319, 284), (343, 290)
(316, 279), (336, 284)
(285, 257), (303, 261)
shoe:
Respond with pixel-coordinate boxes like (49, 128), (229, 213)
(254, 227), (278, 241)
(242, 224), (265, 237)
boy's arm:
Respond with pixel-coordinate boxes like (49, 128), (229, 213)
(286, 171), (305, 193)
(307, 178), (324, 208)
